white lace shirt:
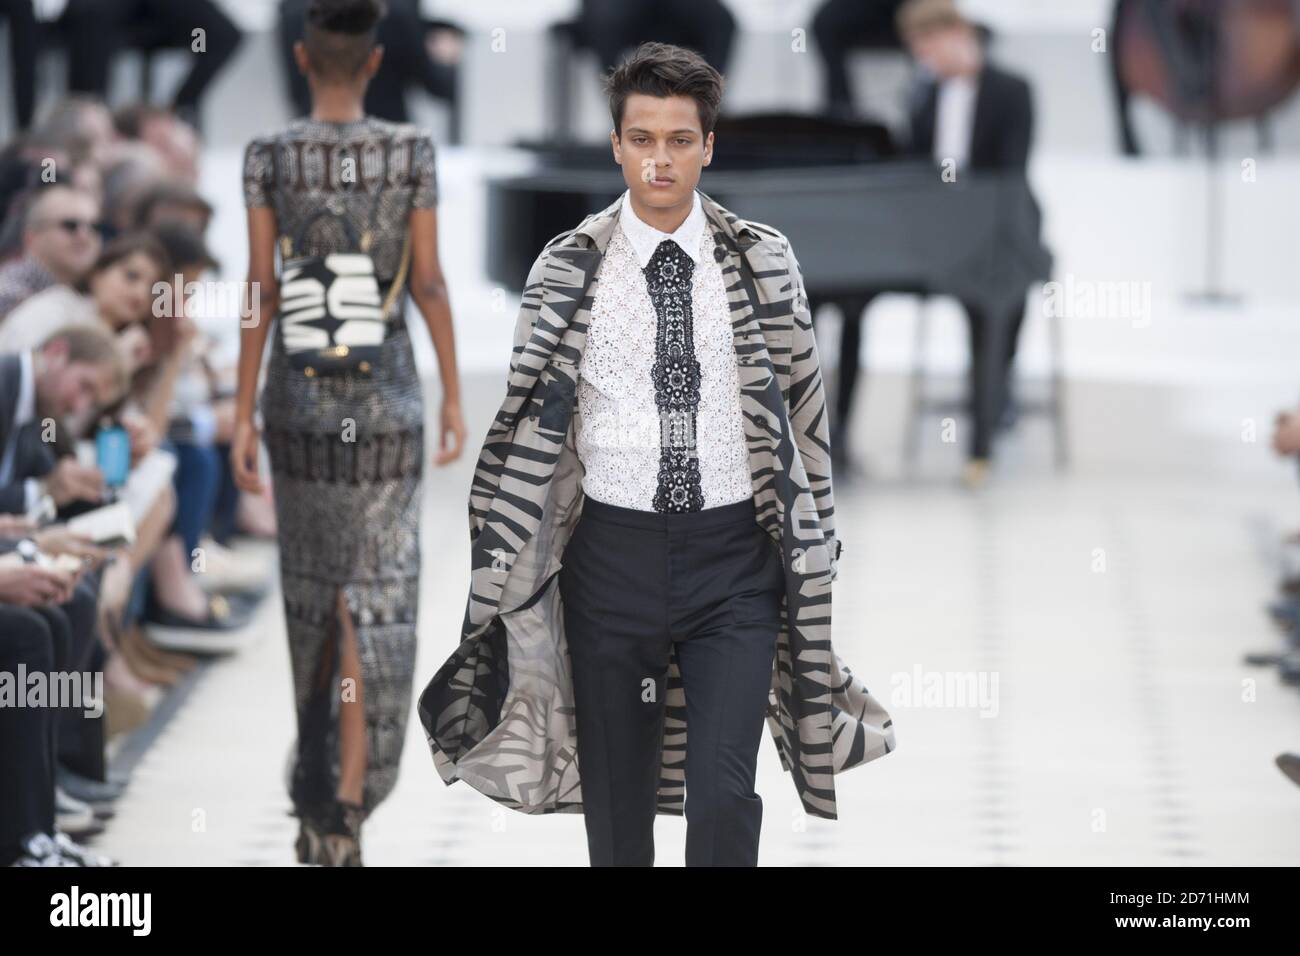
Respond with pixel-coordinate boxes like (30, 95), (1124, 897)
(576, 190), (752, 512)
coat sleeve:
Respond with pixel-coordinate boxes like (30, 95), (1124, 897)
(781, 236), (841, 583)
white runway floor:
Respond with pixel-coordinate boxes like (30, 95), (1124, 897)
(93, 368), (1300, 866)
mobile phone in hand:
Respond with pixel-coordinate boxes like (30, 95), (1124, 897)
(96, 421), (131, 490)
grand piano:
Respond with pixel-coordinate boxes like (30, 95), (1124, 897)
(484, 113), (1058, 466)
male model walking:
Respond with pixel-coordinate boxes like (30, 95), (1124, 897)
(420, 42), (895, 866)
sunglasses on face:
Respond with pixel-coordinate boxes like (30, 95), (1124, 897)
(45, 218), (103, 237)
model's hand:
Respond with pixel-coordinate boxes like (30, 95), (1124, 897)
(433, 397), (465, 466)
(231, 418), (264, 494)
(0, 564), (76, 607)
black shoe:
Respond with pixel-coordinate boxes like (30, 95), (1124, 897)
(144, 593), (257, 655)
(57, 766), (124, 805)
(1279, 650), (1300, 684)
(1277, 753), (1300, 788)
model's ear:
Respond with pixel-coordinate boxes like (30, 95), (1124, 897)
(703, 131), (714, 167)
(610, 129), (622, 165)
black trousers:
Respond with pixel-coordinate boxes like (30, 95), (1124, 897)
(825, 293), (1026, 460)
(559, 492), (783, 867)
(811, 0), (907, 113)
(580, 0), (736, 75)
(59, 0), (242, 114)
(0, 605), (59, 863)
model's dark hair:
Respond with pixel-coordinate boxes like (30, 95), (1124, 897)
(303, 0), (387, 81)
(604, 42), (724, 137)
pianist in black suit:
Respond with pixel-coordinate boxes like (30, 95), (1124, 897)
(833, 0), (1039, 486)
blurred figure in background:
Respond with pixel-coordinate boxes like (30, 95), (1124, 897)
(53, 0), (243, 130)
(0, 185), (102, 320)
(0, 0), (37, 131)
(811, 0), (909, 119)
(579, 0), (737, 75)
(832, 0), (1038, 487)
(0, 231), (168, 374)
(277, 0), (463, 124)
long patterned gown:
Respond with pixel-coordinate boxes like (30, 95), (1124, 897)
(241, 115), (436, 828)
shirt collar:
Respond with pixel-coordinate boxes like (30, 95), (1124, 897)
(15, 350), (35, 425)
(618, 190), (706, 268)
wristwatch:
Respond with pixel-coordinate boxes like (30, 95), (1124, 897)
(28, 478), (56, 525)
(16, 538), (39, 564)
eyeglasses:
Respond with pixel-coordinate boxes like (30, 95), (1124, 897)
(41, 218), (103, 237)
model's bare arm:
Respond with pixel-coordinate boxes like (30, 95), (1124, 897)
(408, 204), (465, 465)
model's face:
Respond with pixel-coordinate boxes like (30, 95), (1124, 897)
(611, 94), (713, 213)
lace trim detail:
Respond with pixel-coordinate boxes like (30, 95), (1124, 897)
(645, 240), (704, 512)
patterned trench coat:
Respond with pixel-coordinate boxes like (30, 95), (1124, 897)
(418, 190), (895, 820)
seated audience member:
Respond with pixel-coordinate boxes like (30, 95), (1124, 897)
(129, 179), (214, 235)
(133, 222), (258, 640)
(98, 145), (166, 243)
(0, 231), (170, 376)
(112, 105), (201, 185)
(578, 0), (736, 75)
(0, 186), (103, 321)
(0, 325), (127, 518)
(24, 96), (121, 171)
(0, 552), (116, 867)
(56, 0), (244, 133)
(811, 0), (909, 119)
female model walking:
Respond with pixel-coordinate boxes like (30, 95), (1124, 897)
(234, 0), (464, 865)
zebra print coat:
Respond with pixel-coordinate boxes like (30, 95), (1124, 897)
(418, 191), (896, 821)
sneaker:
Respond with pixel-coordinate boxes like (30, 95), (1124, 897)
(52, 830), (118, 867)
(9, 832), (79, 867)
(195, 537), (272, 597)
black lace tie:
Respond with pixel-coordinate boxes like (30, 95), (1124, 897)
(644, 238), (704, 512)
